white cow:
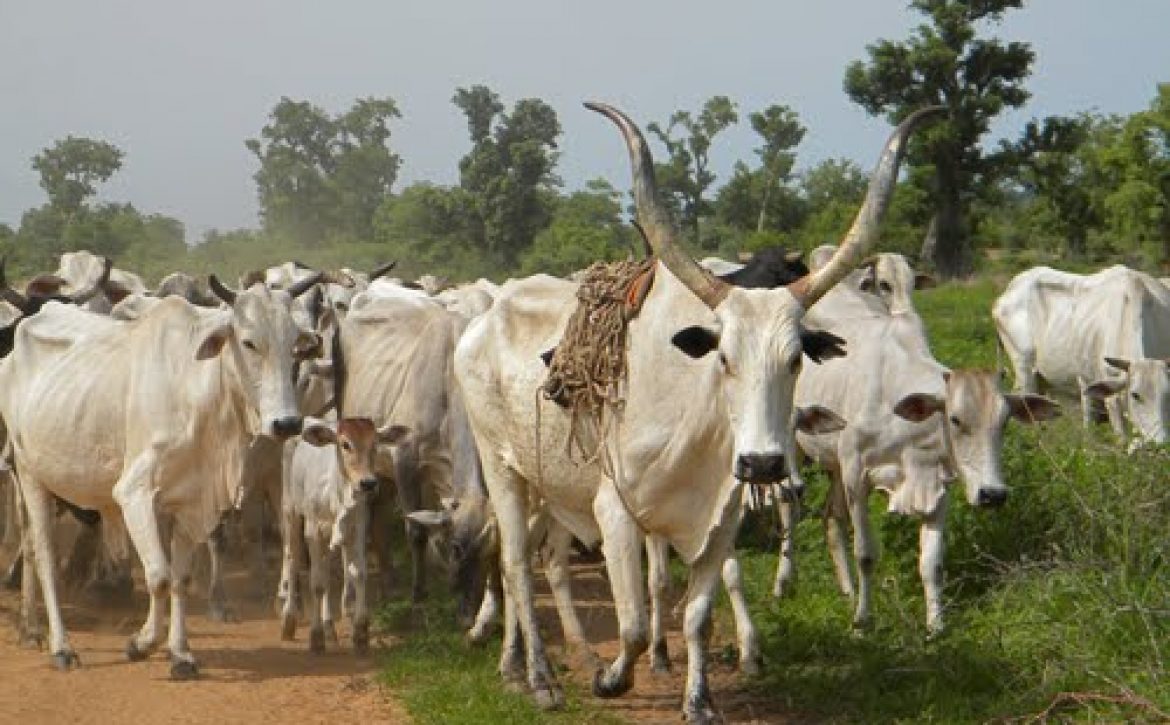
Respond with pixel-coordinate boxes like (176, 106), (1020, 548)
(993, 265), (1170, 447)
(785, 278), (1059, 634)
(0, 274), (320, 677)
(453, 103), (940, 720)
(54, 250), (145, 311)
(279, 416), (407, 654)
(810, 245), (934, 314)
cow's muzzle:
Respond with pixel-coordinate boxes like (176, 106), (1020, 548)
(734, 453), (787, 484)
(976, 488), (1008, 508)
(271, 416), (304, 439)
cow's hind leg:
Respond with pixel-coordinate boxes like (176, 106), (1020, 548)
(544, 521), (598, 671)
(394, 449), (428, 603)
(167, 526), (199, 679)
(822, 472), (855, 600)
(467, 560), (502, 644)
(18, 472), (77, 668)
(591, 481), (649, 699)
(843, 460), (876, 630)
(488, 461), (562, 709)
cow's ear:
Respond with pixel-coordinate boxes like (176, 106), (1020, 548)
(795, 405), (846, 434)
(671, 325), (720, 359)
(1104, 356), (1131, 372)
(195, 321), (233, 360)
(893, 393), (946, 422)
(1006, 394), (1061, 423)
(801, 328), (846, 363)
(301, 418), (337, 447)
(914, 273), (937, 290)
(406, 509), (452, 529)
(377, 423), (409, 444)
(1084, 379), (1126, 401)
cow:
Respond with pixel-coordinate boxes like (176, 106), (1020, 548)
(0, 273), (321, 677)
(699, 246), (809, 288)
(279, 416), (407, 654)
(330, 288), (493, 626)
(53, 250), (145, 312)
(993, 265), (1170, 448)
(809, 245), (934, 314)
(452, 102), (940, 720)
(155, 272), (220, 307)
(778, 274), (1060, 634)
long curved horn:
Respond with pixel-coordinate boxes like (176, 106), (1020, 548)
(789, 106), (946, 308)
(585, 101), (729, 309)
(368, 260), (397, 281)
(69, 256), (113, 305)
(208, 274), (237, 305)
(0, 257), (29, 312)
(288, 271), (325, 299)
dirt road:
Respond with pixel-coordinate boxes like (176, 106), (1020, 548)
(0, 561), (405, 725)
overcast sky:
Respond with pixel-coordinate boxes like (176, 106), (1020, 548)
(1, 1), (1167, 239)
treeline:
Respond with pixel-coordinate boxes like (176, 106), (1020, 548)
(2, 1), (1168, 283)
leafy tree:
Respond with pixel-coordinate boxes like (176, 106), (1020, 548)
(246, 96), (401, 246)
(453, 85), (561, 268)
(716, 162), (805, 235)
(844, 0), (1034, 277)
(648, 96), (739, 246)
(791, 158), (869, 249)
(32, 137), (124, 214)
(749, 105), (806, 232)
(520, 179), (634, 275)
(1100, 84), (1170, 260)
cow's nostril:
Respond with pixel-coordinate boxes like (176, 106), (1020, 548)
(272, 416), (303, 438)
(359, 478), (379, 493)
(734, 454), (787, 483)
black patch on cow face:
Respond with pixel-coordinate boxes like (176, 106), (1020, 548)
(671, 326), (720, 359)
(800, 328), (847, 364)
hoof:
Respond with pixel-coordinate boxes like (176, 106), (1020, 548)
(465, 622), (495, 646)
(591, 665), (633, 699)
(169, 657), (199, 680)
(683, 686), (718, 723)
(650, 640), (671, 674)
(126, 638), (151, 662)
(531, 681), (565, 711)
(499, 647), (526, 684)
(739, 653), (763, 677)
(280, 614), (297, 642)
(52, 650), (81, 671)
(309, 627), (326, 654)
(19, 629), (45, 650)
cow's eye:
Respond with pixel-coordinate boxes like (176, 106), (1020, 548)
(879, 281), (893, 293)
(949, 415), (962, 430)
(341, 440), (353, 452)
(1132, 391), (1143, 402)
(242, 339), (258, 352)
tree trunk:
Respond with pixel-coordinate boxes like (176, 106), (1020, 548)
(923, 172), (973, 279)
(757, 172), (777, 233)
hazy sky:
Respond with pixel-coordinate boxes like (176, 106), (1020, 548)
(1, 1), (1167, 239)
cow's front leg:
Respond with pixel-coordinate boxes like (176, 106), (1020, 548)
(17, 478), (59, 658)
(167, 525), (199, 679)
(305, 527), (328, 654)
(843, 460), (875, 630)
(206, 520), (233, 622)
(466, 562), (502, 645)
(346, 502), (371, 655)
(591, 481), (649, 699)
(822, 472), (855, 599)
(919, 499), (948, 636)
(279, 511), (304, 641)
(723, 555), (761, 675)
(393, 449), (428, 603)
(646, 534), (671, 674)
(772, 484), (799, 598)
(680, 527), (737, 723)
(115, 460), (170, 664)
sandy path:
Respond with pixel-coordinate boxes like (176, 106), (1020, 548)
(0, 558), (406, 725)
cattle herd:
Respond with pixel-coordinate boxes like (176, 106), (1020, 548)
(0, 103), (1164, 723)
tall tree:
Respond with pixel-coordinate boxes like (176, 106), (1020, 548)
(32, 137), (124, 215)
(246, 96), (401, 245)
(453, 85), (562, 268)
(844, 0), (1033, 277)
(1102, 84), (1170, 261)
(750, 105), (806, 232)
(648, 96), (739, 245)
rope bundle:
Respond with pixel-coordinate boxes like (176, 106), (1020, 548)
(542, 257), (655, 464)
